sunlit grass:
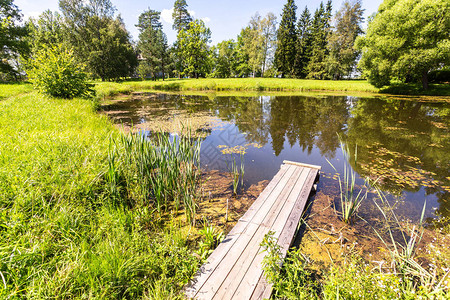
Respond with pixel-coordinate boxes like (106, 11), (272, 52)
(0, 91), (200, 298)
(0, 82), (33, 100)
(93, 78), (380, 97)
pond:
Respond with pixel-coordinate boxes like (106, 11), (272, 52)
(102, 93), (449, 225)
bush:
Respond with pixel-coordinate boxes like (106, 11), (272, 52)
(27, 44), (94, 98)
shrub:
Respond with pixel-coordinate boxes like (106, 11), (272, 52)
(27, 44), (94, 98)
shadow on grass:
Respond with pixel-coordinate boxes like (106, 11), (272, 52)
(380, 83), (450, 96)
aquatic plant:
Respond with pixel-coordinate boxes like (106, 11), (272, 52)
(327, 140), (369, 224)
(197, 222), (224, 259)
(370, 189), (449, 294)
(107, 129), (202, 224)
(230, 155), (240, 196)
(228, 152), (245, 196)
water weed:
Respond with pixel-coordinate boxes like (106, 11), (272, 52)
(327, 140), (369, 224)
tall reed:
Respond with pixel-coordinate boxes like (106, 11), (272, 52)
(106, 130), (202, 224)
(229, 152), (245, 196)
(369, 189), (449, 294)
(327, 140), (368, 224)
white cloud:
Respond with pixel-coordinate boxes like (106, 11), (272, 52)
(202, 17), (211, 23)
(161, 8), (174, 24)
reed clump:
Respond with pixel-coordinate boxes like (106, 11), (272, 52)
(106, 130), (202, 224)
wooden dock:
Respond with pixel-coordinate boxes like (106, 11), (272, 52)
(185, 160), (321, 300)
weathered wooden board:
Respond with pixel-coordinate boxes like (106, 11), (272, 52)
(185, 161), (321, 300)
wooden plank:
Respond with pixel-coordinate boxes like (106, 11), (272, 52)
(195, 166), (300, 299)
(230, 168), (312, 300)
(211, 167), (307, 300)
(187, 164), (297, 299)
(251, 168), (319, 300)
(184, 164), (290, 298)
(283, 160), (322, 170)
(185, 162), (321, 300)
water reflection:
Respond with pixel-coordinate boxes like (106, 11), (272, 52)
(102, 93), (449, 222)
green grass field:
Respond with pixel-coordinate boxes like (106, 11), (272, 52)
(94, 78), (379, 98)
(93, 77), (450, 98)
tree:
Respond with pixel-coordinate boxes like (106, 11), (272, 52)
(260, 13), (277, 77)
(325, 0), (364, 80)
(243, 14), (263, 77)
(274, 0), (297, 77)
(172, 0), (192, 33)
(177, 19), (211, 78)
(306, 0), (332, 79)
(27, 10), (64, 54)
(136, 9), (168, 80)
(211, 39), (237, 78)
(59, 0), (137, 81)
(0, 0), (28, 80)
(356, 0), (450, 89)
(294, 6), (312, 78)
(235, 29), (251, 77)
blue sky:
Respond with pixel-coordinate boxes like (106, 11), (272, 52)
(15, 0), (383, 45)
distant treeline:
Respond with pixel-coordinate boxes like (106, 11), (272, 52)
(1, 0), (448, 88)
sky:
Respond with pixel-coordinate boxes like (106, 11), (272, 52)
(15, 0), (384, 45)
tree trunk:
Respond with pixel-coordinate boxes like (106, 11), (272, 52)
(422, 70), (429, 89)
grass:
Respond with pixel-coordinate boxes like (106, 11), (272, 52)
(0, 82), (33, 100)
(380, 82), (450, 96)
(0, 90), (202, 298)
(93, 78), (380, 96)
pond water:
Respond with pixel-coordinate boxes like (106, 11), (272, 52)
(103, 93), (450, 224)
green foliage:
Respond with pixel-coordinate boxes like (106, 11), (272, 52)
(27, 44), (93, 98)
(210, 39), (237, 78)
(59, 0), (137, 81)
(197, 223), (224, 259)
(306, 0), (333, 80)
(238, 13), (277, 78)
(274, 0), (297, 77)
(177, 19), (211, 78)
(137, 9), (169, 80)
(0, 0), (29, 80)
(294, 7), (312, 78)
(172, 0), (192, 33)
(325, 0), (364, 80)
(356, 0), (450, 89)
(261, 232), (319, 299)
(27, 10), (64, 55)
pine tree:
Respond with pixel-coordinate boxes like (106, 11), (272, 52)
(172, 0), (192, 32)
(306, 0), (332, 79)
(274, 0), (297, 77)
(137, 9), (168, 80)
(294, 6), (312, 78)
